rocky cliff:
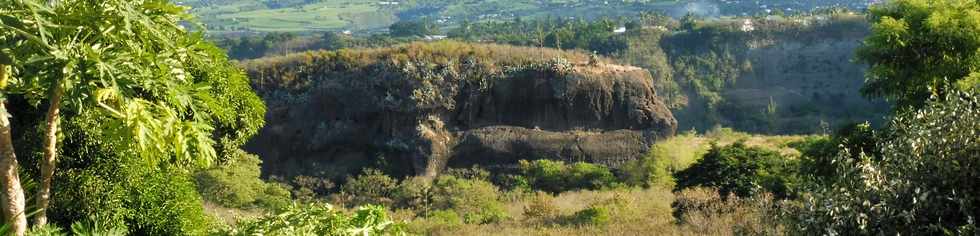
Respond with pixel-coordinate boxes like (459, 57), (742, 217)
(660, 15), (890, 134)
(243, 42), (677, 178)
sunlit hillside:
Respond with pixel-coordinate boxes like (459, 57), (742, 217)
(181, 0), (875, 34)
(0, 0), (975, 235)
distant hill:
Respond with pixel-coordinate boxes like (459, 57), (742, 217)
(180, 0), (877, 34)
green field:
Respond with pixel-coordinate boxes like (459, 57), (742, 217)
(186, 0), (396, 32)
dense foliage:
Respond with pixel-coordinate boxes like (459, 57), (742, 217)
(219, 33), (298, 60)
(452, 17), (630, 55)
(796, 91), (980, 234)
(224, 203), (404, 236)
(790, 123), (879, 183)
(785, 2), (980, 233)
(339, 169), (399, 207)
(857, 0), (980, 109)
(674, 142), (799, 199)
(516, 159), (620, 193)
(196, 149), (291, 210)
(1, 0), (266, 233)
(428, 175), (508, 224)
(620, 144), (676, 188)
(336, 169), (507, 225)
(389, 19), (441, 37)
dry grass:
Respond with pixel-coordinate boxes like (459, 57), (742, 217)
(396, 186), (784, 236)
(401, 188), (675, 236)
(391, 130), (805, 235)
(672, 187), (786, 236)
(230, 128), (804, 234)
(203, 200), (267, 227)
(239, 40), (606, 72)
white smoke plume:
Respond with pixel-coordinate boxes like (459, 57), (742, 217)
(670, 0), (722, 18)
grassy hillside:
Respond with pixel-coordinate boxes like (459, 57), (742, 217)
(183, 0), (396, 32)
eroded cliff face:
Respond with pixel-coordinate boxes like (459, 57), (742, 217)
(243, 42), (676, 178)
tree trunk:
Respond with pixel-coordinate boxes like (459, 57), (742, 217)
(34, 81), (63, 227)
(0, 65), (27, 236)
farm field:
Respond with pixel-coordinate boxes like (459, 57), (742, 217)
(183, 0), (397, 33)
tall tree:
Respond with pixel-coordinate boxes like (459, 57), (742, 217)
(857, 0), (980, 109)
(1, 0), (253, 232)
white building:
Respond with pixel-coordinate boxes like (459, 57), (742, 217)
(424, 35), (448, 41)
(741, 19), (755, 32)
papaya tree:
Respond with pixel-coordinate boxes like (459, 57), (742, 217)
(0, 0), (264, 233)
(0, 64), (27, 235)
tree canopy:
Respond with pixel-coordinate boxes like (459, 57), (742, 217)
(0, 0), (265, 233)
(857, 0), (980, 109)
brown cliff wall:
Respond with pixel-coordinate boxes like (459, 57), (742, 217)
(243, 42), (676, 178)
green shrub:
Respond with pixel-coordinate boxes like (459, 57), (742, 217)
(291, 175), (336, 198)
(27, 225), (67, 236)
(339, 169), (399, 207)
(225, 203), (404, 236)
(257, 183), (294, 211)
(518, 159), (620, 193)
(444, 166), (491, 181)
(389, 19), (440, 37)
(66, 218), (129, 236)
(24, 217), (128, 236)
(127, 168), (213, 235)
(404, 209), (463, 235)
(790, 122), (879, 183)
(51, 154), (212, 235)
(570, 206), (611, 226)
(430, 176), (507, 224)
(288, 175), (335, 202)
(564, 193), (631, 227)
(427, 210), (464, 229)
(795, 92), (980, 235)
(518, 159), (566, 192)
(566, 162), (618, 190)
(497, 174), (532, 192)
(392, 177), (434, 213)
(674, 142), (799, 199)
(621, 145), (676, 188)
(196, 149), (291, 209)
